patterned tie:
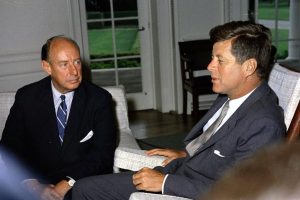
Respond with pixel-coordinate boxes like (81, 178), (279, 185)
(57, 95), (67, 143)
(186, 100), (230, 156)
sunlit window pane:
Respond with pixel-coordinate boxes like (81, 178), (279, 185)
(115, 20), (140, 57)
(87, 22), (113, 59)
(84, 0), (142, 93)
(258, 0), (289, 59)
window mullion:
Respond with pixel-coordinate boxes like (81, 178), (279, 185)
(110, 0), (119, 86)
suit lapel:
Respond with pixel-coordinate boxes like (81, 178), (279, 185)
(61, 83), (86, 150)
(37, 77), (62, 147)
(194, 114), (238, 155)
(184, 96), (228, 144)
(189, 82), (270, 157)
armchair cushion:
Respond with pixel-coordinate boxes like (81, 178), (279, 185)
(0, 92), (15, 139)
(268, 63), (300, 128)
(129, 192), (192, 200)
(114, 147), (165, 171)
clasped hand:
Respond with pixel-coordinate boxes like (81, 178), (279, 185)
(23, 179), (70, 200)
(132, 167), (165, 192)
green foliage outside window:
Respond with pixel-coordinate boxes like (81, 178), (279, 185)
(259, 0), (289, 59)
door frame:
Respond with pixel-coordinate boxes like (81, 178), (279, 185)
(72, 0), (156, 111)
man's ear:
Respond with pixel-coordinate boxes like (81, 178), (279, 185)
(242, 58), (257, 77)
(41, 60), (52, 75)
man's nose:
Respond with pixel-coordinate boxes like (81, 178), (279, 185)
(207, 59), (215, 72)
(68, 63), (79, 75)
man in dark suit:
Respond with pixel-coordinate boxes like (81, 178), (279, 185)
(72, 21), (286, 200)
(0, 36), (117, 200)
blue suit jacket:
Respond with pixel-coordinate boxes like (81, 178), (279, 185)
(0, 76), (117, 184)
(156, 81), (286, 199)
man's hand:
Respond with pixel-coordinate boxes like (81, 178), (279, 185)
(132, 167), (165, 192)
(146, 148), (187, 166)
(22, 179), (63, 200)
(39, 185), (64, 200)
(54, 180), (72, 198)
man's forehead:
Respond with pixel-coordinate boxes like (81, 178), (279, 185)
(49, 40), (80, 58)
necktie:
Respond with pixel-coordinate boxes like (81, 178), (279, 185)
(57, 95), (67, 143)
(186, 100), (230, 156)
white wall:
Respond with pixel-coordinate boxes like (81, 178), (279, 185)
(174, 0), (225, 114)
(151, 0), (226, 113)
(175, 0), (225, 41)
(0, 0), (77, 92)
(173, 0), (249, 114)
(0, 0), (249, 114)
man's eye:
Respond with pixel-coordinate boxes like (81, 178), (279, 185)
(74, 60), (81, 65)
(59, 63), (68, 68)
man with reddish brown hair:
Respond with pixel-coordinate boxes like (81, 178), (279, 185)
(72, 21), (286, 200)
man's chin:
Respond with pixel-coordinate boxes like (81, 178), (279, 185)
(212, 87), (226, 95)
(67, 82), (81, 90)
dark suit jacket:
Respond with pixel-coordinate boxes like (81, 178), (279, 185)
(0, 76), (117, 184)
(156, 81), (286, 199)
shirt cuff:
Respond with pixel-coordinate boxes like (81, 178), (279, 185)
(21, 179), (37, 185)
(162, 174), (169, 194)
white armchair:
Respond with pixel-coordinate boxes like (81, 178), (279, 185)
(0, 92), (15, 138)
(268, 63), (300, 129)
(103, 86), (165, 172)
(129, 192), (192, 200)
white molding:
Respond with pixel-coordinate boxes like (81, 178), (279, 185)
(66, 0), (75, 38)
(223, 0), (249, 21)
(187, 94), (218, 113)
(156, 0), (176, 113)
(0, 71), (46, 92)
(0, 52), (39, 64)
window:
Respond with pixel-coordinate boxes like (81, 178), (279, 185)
(85, 0), (142, 93)
(257, 0), (290, 59)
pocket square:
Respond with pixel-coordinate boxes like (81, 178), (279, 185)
(213, 150), (225, 158)
(80, 130), (94, 143)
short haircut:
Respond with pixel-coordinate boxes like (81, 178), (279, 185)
(209, 21), (273, 80)
(41, 35), (80, 62)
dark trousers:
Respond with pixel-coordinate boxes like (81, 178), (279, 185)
(64, 189), (72, 200)
(72, 171), (138, 200)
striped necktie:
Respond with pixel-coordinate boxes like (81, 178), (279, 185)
(186, 100), (230, 156)
(57, 95), (67, 143)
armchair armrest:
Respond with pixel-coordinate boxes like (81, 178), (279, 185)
(114, 147), (166, 171)
(129, 192), (192, 200)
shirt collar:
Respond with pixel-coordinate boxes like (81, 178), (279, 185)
(228, 87), (257, 110)
(51, 82), (74, 103)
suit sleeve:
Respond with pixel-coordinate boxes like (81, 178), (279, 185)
(162, 117), (285, 199)
(0, 90), (36, 180)
(60, 92), (117, 181)
(234, 117), (285, 161)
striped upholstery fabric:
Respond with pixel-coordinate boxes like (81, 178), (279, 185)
(0, 92), (15, 139)
(268, 63), (300, 129)
(130, 192), (192, 200)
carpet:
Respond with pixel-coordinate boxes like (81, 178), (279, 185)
(137, 133), (187, 150)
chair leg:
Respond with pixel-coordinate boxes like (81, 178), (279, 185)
(182, 89), (187, 119)
(192, 93), (200, 119)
